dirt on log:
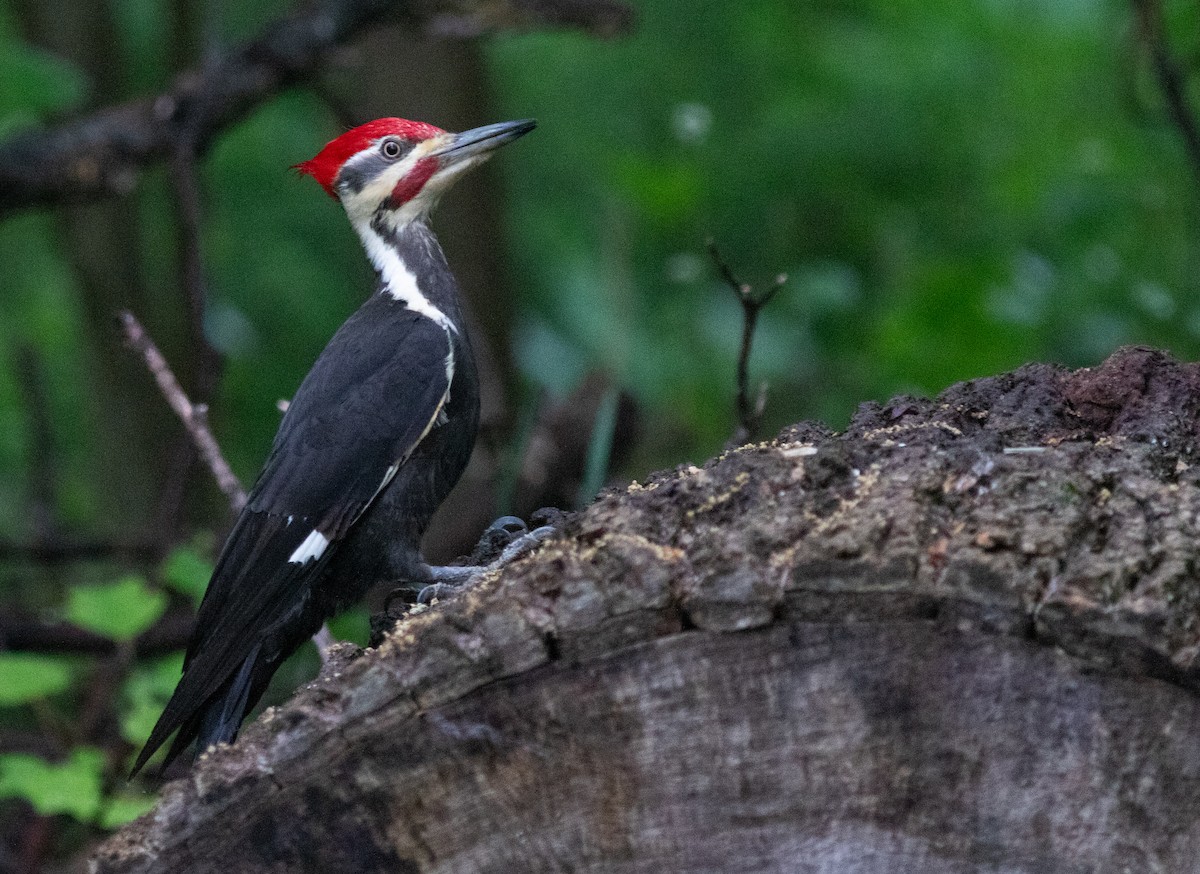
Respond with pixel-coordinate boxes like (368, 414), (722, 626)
(94, 346), (1200, 873)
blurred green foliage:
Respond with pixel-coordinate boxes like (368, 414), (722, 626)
(0, 748), (105, 820)
(159, 544), (215, 606)
(0, 654), (72, 706)
(1, 0), (1199, 862)
(63, 576), (166, 642)
(491, 0), (1199, 451)
(118, 654), (185, 753)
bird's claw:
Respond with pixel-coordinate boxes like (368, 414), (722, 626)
(468, 515), (529, 564)
(496, 525), (556, 564)
(416, 582), (459, 605)
(416, 519), (559, 605)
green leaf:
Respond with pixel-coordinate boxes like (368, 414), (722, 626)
(98, 791), (157, 829)
(0, 653), (73, 705)
(0, 748), (104, 820)
(160, 545), (213, 606)
(119, 654), (183, 746)
(0, 41), (86, 129)
(326, 606), (370, 647)
(64, 575), (167, 642)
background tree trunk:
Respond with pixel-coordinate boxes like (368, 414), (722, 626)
(94, 346), (1200, 872)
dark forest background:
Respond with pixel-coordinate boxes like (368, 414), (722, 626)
(1, 0), (1198, 869)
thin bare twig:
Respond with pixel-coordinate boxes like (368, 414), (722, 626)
(707, 240), (786, 447)
(118, 311), (247, 511)
(1131, 0), (1200, 186)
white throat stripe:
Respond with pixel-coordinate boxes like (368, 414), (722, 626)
(356, 223), (456, 332)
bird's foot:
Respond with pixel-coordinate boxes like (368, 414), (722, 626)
(372, 510), (565, 645)
(378, 510), (564, 623)
(416, 513), (560, 605)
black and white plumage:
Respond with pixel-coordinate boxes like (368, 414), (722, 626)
(133, 117), (535, 775)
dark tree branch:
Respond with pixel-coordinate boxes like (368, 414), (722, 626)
(18, 813), (50, 874)
(14, 346), (61, 545)
(1131, 0), (1200, 185)
(167, 144), (220, 402)
(0, 610), (194, 657)
(0, 0), (632, 216)
(309, 80), (368, 131)
(118, 311), (247, 512)
(152, 434), (201, 556)
(151, 142), (223, 547)
(707, 240), (786, 446)
(0, 538), (159, 564)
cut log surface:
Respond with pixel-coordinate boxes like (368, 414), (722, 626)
(94, 346), (1200, 873)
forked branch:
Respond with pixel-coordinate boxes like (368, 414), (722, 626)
(707, 240), (786, 446)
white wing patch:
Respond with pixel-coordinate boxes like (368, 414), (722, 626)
(288, 529), (330, 565)
(355, 222), (456, 333)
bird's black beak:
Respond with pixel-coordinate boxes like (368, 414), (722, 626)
(435, 119), (537, 164)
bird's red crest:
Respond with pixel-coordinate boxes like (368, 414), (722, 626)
(294, 118), (445, 198)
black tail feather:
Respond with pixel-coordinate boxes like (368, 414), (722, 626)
(130, 511), (335, 778)
(131, 643), (263, 777)
(197, 642), (260, 752)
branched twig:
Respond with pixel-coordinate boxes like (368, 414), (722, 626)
(707, 240), (786, 447)
(118, 311), (247, 512)
(1131, 0), (1200, 186)
(0, 0), (632, 216)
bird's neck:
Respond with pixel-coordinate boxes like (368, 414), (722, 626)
(352, 216), (460, 333)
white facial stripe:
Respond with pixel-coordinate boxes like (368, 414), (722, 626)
(355, 221), (456, 331)
(338, 138), (443, 225)
(340, 145), (421, 221)
(288, 529), (330, 565)
(338, 135), (493, 234)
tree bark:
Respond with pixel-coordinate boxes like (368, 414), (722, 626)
(94, 346), (1200, 872)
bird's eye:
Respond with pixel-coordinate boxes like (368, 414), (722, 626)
(381, 139), (403, 160)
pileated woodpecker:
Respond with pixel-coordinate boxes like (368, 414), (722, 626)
(133, 116), (536, 775)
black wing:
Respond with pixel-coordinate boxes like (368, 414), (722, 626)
(133, 302), (453, 774)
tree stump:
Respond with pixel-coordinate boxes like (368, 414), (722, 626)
(93, 346), (1200, 873)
